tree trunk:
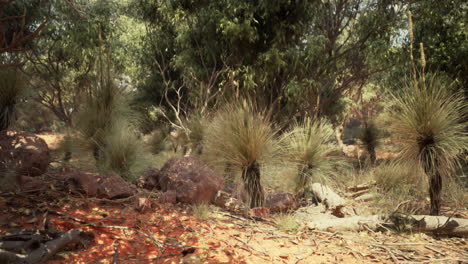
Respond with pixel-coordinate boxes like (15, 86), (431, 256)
(429, 171), (442, 215)
(242, 162), (264, 208)
(367, 145), (376, 165)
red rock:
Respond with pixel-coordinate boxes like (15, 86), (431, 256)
(19, 176), (48, 192)
(266, 192), (298, 213)
(97, 173), (136, 199)
(158, 157), (224, 204)
(249, 207), (270, 218)
(138, 168), (160, 190)
(62, 170), (136, 199)
(0, 130), (50, 176)
(159, 190), (177, 204)
(213, 191), (247, 213)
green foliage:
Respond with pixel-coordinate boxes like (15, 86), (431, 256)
(280, 118), (337, 195)
(100, 121), (147, 180)
(203, 101), (279, 207)
(0, 68), (25, 131)
(148, 129), (166, 155)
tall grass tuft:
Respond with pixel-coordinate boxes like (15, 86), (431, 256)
(386, 75), (468, 215)
(76, 26), (148, 180)
(0, 68), (25, 131)
(281, 118), (337, 196)
(203, 101), (279, 208)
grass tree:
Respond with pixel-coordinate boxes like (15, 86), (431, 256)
(359, 120), (381, 165)
(387, 76), (467, 215)
(0, 68), (25, 131)
(281, 118), (336, 197)
(204, 101), (278, 208)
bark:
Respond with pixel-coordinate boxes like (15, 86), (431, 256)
(429, 172), (442, 215)
(367, 145), (376, 165)
(311, 183), (346, 210)
(242, 162), (265, 208)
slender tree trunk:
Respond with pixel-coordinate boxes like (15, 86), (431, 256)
(242, 162), (264, 208)
(429, 171), (442, 216)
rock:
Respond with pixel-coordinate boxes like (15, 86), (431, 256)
(158, 157), (224, 204)
(63, 170), (136, 199)
(97, 173), (137, 199)
(63, 171), (99, 197)
(0, 130), (50, 176)
(159, 190), (177, 204)
(19, 176), (48, 192)
(214, 191), (247, 213)
(138, 168), (160, 190)
(249, 207), (270, 218)
(266, 192), (298, 213)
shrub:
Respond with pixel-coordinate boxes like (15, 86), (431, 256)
(100, 120), (148, 180)
(273, 214), (300, 233)
(386, 75), (468, 215)
(148, 129), (167, 154)
(203, 101), (279, 208)
(280, 118), (338, 196)
(191, 203), (211, 221)
(0, 68), (25, 131)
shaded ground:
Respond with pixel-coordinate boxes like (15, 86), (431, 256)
(1, 185), (467, 264)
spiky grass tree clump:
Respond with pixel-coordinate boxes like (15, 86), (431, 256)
(0, 68), (25, 131)
(184, 113), (209, 155)
(387, 76), (468, 215)
(204, 101), (278, 208)
(359, 120), (381, 165)
(281, 118), (337, 197)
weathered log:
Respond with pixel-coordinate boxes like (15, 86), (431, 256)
(0, 229), (94, 264)
(311, 183), (346, 210)
(298, 211), (468, 237)
(303, 214), (383, 232)
(391, 215), (468, 237)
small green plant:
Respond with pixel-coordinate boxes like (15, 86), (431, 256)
(273, 214), (300, 233)
(280, 118), (337, 196)
(191, 203), (211, 221)
(0, 68), (25, 131)
(203, 100), (279, 208)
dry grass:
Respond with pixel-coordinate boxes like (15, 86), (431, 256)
(280, 118), (339, 195)
(273, 214), (300, 233)
(191, 203), (211, 221)
(203, 100), (279, 207)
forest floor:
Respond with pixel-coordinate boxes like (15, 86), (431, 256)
(0, 133), (466, 264)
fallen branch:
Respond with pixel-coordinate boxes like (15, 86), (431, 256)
(311, 183), (346, 210)
(0, 229), (94, 264)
